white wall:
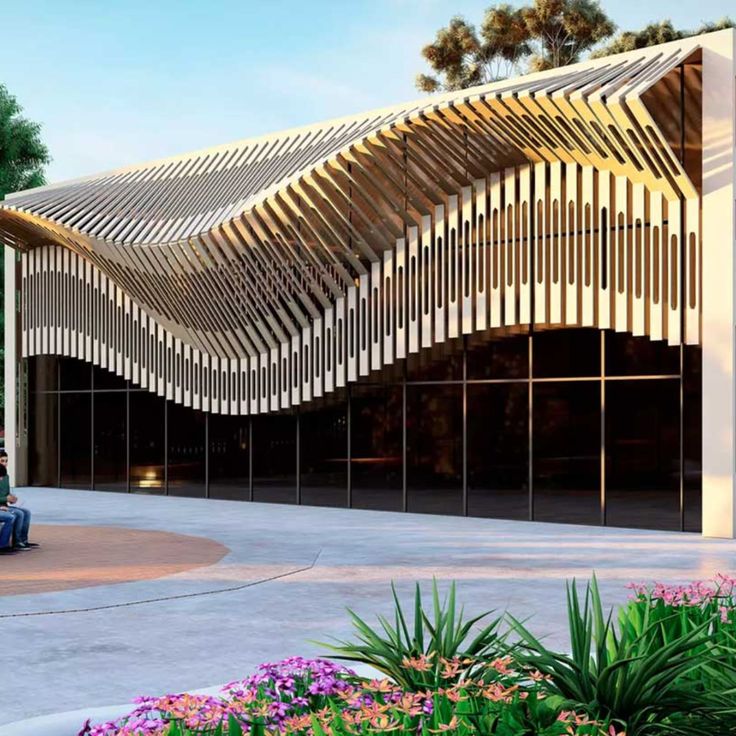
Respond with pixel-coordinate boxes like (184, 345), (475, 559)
(701, 29), (736, 537)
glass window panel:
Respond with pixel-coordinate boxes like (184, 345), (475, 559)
(29, 355), (59, 392)
(93, 391), (127, 492)
(209, 415), (250, 501)
(167, 402), (206, 498)
(129, 392), (165, 494)
(406, 385), (463, 515)
(533, 329), (600, 378)
(59, 357), (89, 390)
(406, 340), (462, 381)
(300, 400), (347, 508)
(533, 382), (600, 525)
(350, 385), (403, 511)
(467, 333), (529, 380)
(93, 365), (127, 390)
(252, 414), (296, 504)
(29, 391), (58, 486)
(605, 332), (679, 376)
(684, 345), (702, 532)
(468, 384), (528, 520)
(60, 393), (92, 489)
(606, 380), (680, 530)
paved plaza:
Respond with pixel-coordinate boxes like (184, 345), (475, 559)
(1, 488), (735, 725)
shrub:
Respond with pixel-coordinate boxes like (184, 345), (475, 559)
(317, 579), (508, 690)
(509, 575), (723, 735)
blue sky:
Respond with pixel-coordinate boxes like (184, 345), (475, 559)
(1, 0), (733, 183)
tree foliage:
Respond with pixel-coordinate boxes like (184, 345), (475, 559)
(417, 0), (614, 92)
(417, 6), (530, 92)
(418, 3), (736, 92)
(0, 84), (49, 200)
(592, 16), (736, 58)
(0, 83), (50, 417)
(522, 0), (615, 71)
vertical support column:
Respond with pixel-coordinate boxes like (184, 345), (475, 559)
(4, 246), (26, 485)
(701, 29), (736, 537)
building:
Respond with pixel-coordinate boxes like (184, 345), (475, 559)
(1, 30), (734, 535)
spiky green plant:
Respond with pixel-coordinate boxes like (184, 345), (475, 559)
(508, 575), (722, 735)
(316, 579), (508, 690)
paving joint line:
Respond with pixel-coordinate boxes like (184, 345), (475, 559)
(0, 548), (323, 619)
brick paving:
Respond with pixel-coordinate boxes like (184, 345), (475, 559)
(0, 523), (229, 596)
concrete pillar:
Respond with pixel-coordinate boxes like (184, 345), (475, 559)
(701, 29), (736, 537)
(3, 245), (17, 485)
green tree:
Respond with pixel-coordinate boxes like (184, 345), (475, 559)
(0, 84), (49, 199)
(0, 83), (50, 416)
(522, 0), (615, 71)
(417, 6), (530, 92)
(416, 0), (614, 92)
(593, 16), (735, 58)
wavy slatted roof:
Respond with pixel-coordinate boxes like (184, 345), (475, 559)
(1, 36), (700, 251)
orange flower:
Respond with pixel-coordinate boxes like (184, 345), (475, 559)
(393, 692), (424, 717)
(438, 657), (463, 679)
(429, 715), (460, 732)
(487, 656), (514, 675)
(401, 653), (433, 672)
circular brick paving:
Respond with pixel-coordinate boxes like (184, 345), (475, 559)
(0, 524), (229, 596)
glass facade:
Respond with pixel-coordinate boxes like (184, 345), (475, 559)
(26, 329), (703, 531)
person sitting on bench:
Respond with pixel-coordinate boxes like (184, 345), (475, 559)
(0, 450), (38, 550)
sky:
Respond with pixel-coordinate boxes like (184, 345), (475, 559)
(1, 0), (733, 184)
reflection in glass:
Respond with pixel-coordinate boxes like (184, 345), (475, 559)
(467, 333), (529, 380)
(683, 346), (702, 532)
(29, 391), (58, 486)
(167, 402), (206, 498)
(533, 329), (600, 378)
(533, 382), (600, 525)
(29, 356), (59, 392)
(301, 401), (347, 508)
(21, 325), (701, 534)
(606, 380), (679, 530)
(60, 393), (92, 489)
(130, 391), (166, 494)
(59, 357), (89, 390)
(93, 391), (127, 492)
(209, 415), (250, 501)
(406, 385), (462, 515)
(468, 384), (528, 520)
(252, 414), (296, 504)
(407, 341), (462, 381)
(93, 365), (127, 390)
(605, 332), (679, 376)
(350, 385), (403, 511)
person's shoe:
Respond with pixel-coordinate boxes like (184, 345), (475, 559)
(13, 544), (31, 551)
(24, 542), (40, 548)
(0, 547), (16, 555)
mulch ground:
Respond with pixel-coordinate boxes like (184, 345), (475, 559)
(0, 524), (229, 596)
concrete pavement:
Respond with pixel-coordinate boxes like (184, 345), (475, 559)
(1, 487), (734, 725)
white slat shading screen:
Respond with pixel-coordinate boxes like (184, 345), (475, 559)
(1, 39), (702, 416)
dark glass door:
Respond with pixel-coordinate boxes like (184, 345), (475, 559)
(406, 385), (463, 515)
(60, 393), (92, 489)
(129, 392), (166, 494)
(209, 414), (250, 501)
(350, 385), (403, 511)
(532, 382), (601, 525)
(468, 383), (529, 520)
(252, 414), (297, 504)
(93, 391), (127, 492)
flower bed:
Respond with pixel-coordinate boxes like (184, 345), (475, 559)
(80, 575), (736, 736)
(79, 656), (616, 736)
